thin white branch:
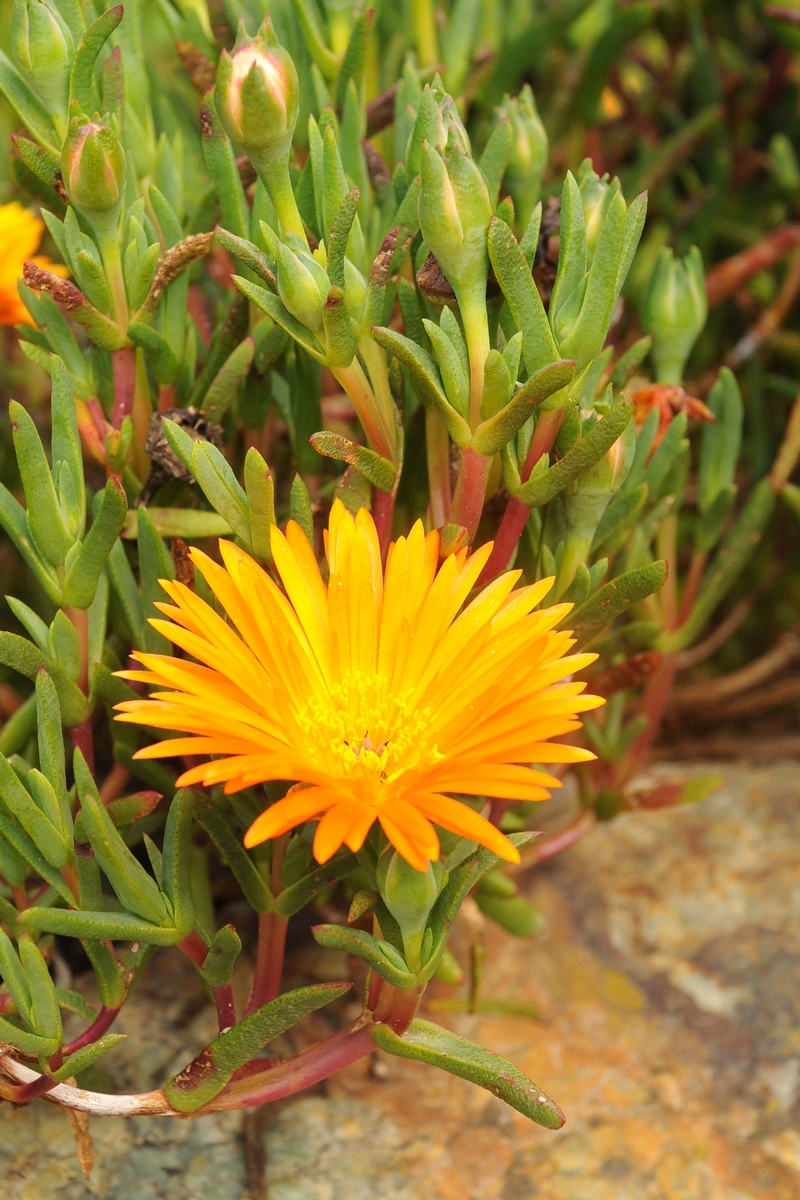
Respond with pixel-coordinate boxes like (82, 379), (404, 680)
(0, 1051), (174, 1116)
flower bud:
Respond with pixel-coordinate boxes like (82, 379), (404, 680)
(378, 849), (444, 937)
(640, 246), (707, 384)
(502, 85), (548, 229)
(215, 18), (299, 168)
(61, 107), (125, 222)
(276, 240), (327, 332)
(11, 0), (73, 127)
(576, 158), (619, 264)
(418, 141), (492, 303)
(405, 80), (469, 180)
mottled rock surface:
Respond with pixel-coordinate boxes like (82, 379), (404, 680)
(2, 762), (799, 1198)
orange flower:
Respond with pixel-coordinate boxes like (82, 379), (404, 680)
(0, 201), (68, 326)
(115, 503), (602, 872)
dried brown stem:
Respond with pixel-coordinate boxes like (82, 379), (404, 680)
(669, 629), (800, 712)
(724, 248), (800, 371)
(705, 224), (800, 307)
(684, 675), (800, 723)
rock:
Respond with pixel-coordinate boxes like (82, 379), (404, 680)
(2, 763), (799, 1198)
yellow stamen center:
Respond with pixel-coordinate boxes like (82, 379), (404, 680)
(296, 670), (437, 786)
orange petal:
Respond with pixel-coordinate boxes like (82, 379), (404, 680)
(411, 793), (520, 863)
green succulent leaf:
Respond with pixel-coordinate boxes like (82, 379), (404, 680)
(372, 1019), (565, 1128)
(164, 983), (352, 1113)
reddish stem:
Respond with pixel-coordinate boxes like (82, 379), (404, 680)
(210, 1020), (376, 1111)
(65, 606), (94, 772)
(619, 655), (678, 783)
(5, 1072), (59, 1103)
(158, 384), (176, 413)
(678, 549), (707, 626)
(62, 1005), (121, 1056)
(213, 985), (237, 1033)
(371, 489), (396, 562)
(179, 931), (237, 1034)
(371, 982), (424, 1033)
(477, 407), (567, 584)
(178, 930), (208, 968)
(478, 496), (533, 583)
(451, 447), (490, 541)
(99, 763), (132, 805)
(426, 408), (451, 529)
(69, 722), (94, 776)
(519, 809), (598, 867)
(244, 911), (289, 1017)
(111, 346), (137, 429)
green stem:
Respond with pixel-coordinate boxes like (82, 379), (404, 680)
(96, 225), (128, 329)
(412, 0), (440, 68)
(359, 337), (398, 459)
(459, 288), (491, 431)
(65, 604), (94, 773)
(257, 155), (308, 246)
(332, 359), (394, 460)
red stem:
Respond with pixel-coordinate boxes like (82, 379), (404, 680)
(426, 408), (451, 529)
(62, 1005), (121, 1056)
(179, 931), (237, 1033)
(477, 407), (567, 584)
(451, 447), (490, 541)
(371, 489), (396, 562)
(213, 985), (237, 1033)
(111, 346), (137, 429)
(5, 1072), (59, 1103)
(371, 982), (424, 1033)
(99, 763), (131, 805)
(210, 1020), (376, 1111)
(478, 495), (533, 583)
(526, 810), (597, 864)
(244, 911), (289, 1017)
(619, 655), (678, 783)
(69, 722), (94, 776)
(677, 549), (707, 625)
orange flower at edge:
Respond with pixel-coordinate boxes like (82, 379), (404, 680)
(114, 502), (603, 872)
(0, 201), (69, 327)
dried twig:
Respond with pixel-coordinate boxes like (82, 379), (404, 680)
(705, 224), (800, 307)
(669, 630), (800, 712)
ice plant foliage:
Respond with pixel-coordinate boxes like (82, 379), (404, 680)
(3, 0), (793, 1142)
(116, 502), (601, 873)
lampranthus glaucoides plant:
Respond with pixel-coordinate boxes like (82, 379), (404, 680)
(1, 0), (800, 1139)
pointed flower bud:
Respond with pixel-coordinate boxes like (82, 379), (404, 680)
(61, 107), (125, 221)
(276, 240), (327, 332)
(502, 85), (548, 229)
(640, 246), (707, 384)
(418, 141), (492, 303)
(378, 849), (444, 969)
(215, 18), (299, 167)
(405, 80), (469, 179)
(11, 0), (73, 127)
(576, 158), (619, 264)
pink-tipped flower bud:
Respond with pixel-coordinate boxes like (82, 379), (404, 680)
(61, 106), (125, 220)
(215, 18), (299, 167)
